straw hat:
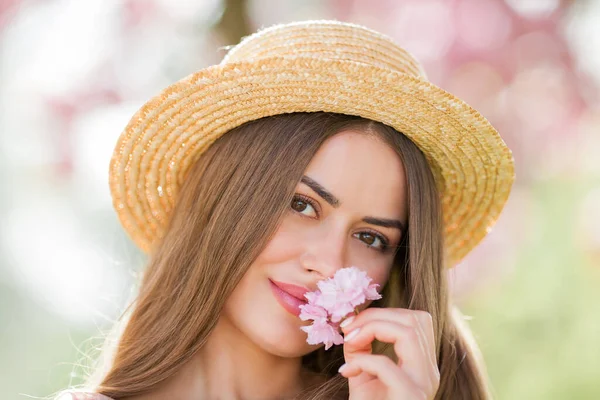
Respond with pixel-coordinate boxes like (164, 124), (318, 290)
(109, 20), (515, 268)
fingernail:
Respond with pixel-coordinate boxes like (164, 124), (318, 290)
(344, 328), (360, 342)
(338, 363), (348, 373)
(340, 316), (355, 328)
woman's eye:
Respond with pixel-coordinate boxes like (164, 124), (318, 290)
(290, 195), (318, 218)
(290, 195), (390, 253)
(354, 232), (389, 252)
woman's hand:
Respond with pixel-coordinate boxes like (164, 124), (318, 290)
(339, 308), (440, 400)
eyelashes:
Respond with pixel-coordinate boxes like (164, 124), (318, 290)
(291, 193), (320, 218)
(290, 194), (396, 254)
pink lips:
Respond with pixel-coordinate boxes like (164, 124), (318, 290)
(269, 279), (309, 317)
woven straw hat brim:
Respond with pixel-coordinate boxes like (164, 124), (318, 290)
(109, 56), (515, 268)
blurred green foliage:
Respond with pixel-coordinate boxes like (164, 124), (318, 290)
(464, 180), (600, 399)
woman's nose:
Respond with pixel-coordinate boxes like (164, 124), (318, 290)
(300, 229), (347, 279)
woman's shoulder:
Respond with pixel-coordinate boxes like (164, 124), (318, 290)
(55, 391), (115, 400)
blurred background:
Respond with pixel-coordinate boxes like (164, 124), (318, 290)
(1, 0), (599, 398)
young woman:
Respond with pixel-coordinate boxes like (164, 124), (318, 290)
(58, 21), (514, 400)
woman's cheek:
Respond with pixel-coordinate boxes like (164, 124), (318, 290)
(258, 218), (305, 263)
(363, 262), (392, 290)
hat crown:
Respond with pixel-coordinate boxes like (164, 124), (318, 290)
(222, 20), (428, 80)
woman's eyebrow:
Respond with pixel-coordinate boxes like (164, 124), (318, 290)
(300, 175), (405, 232)
(301, 175), (340, 207)
(362, 216), (405, 232)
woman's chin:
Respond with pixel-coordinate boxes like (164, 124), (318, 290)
(252, 322), (317, 357)
(263, 338), (318, 358)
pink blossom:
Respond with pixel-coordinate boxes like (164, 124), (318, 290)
(299, 303), (328, 322)
(300, 319), (344, 350)
(299, 266), (383, 349)
(303, 290), (321, 305)
(363, 283), (382, 301)
(313, 267), (382, 322)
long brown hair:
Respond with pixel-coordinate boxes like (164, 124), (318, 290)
(86, 112), (492, 399)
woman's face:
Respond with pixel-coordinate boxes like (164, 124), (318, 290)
(223, 129), (408, 357)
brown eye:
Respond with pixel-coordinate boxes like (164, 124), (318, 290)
(354, 231), (389, 252)
(291, 199), (307, 212)
(359, 232), (376, 245)
(290, 195), (318, 218)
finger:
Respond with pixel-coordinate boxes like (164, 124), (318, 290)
(339, 354), (428, 399)
(411, 310), (437, 366)
(341, 308), (435, 355)
(343, 320), (434, 391)
(341, 308), (438, 375)
(411, 311), (440, 383)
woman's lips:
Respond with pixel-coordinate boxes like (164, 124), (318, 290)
(269, 279), (308, 317)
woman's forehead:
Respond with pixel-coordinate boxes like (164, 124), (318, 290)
(301, 130), (407, 218)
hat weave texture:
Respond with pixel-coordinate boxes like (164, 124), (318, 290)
(109, 20), (515, 267)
